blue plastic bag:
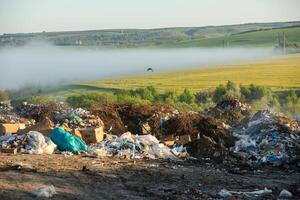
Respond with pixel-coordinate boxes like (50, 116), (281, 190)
(51, 127), (88, 153)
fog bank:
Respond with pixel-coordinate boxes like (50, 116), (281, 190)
(0, 44), (278, 90)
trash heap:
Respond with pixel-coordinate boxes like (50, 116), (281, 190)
(0, 131), (56, 154)
(91, 103), (178, 136)
(233, 110), (300, 165)
(53, 107), (104, 129)
(0, 102), (23, 124)
(162, 112), (234, 159)
(89, 131), (188, 161)
(16, 101), (66, 122)
(206, 99), (252, 127)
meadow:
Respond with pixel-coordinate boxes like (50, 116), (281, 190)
(83, 53), (300, 92)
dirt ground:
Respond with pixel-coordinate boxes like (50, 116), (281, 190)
(0, 153), (299, 200)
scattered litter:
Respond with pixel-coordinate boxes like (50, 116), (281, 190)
(218, 187), (272, 198)
(32, 185), (56, 198)
(89, 132), (188, 161)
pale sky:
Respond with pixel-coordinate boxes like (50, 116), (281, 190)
(0, 0), (300, 34)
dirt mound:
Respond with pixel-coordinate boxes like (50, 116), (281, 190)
(118, 104), (176, 137)
(91, 103), (127, 134)
(206, 99), (252, 127)
(163, 112), (235, 159)
(91, 103), (176, 136)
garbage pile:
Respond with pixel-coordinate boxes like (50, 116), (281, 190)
(89, 131), (188, 161)
(91, 103), (177, 136)
(0, 102), (23, 124)
(206, 99), (252, 127)
(0, 131), (56, 154)
(233, 110), (300, 165)
(162, 112), (234, 159)
(52, 107), (104, 129)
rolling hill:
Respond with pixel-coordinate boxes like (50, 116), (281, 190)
(1, 21), (300, 48)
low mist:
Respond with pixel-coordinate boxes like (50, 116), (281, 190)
(0, 43), (278, 90)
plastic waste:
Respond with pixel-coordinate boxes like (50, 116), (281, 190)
(136, 134), (159, 146)
(32, 185), (56, 198)
(26, 131), (57, 154)
(88, 132), (188, 161)
(279, 189), (293, 197)
(51, 127), (88, 153)
(218, 188), (272, 198)
(233, 110), (300, 165)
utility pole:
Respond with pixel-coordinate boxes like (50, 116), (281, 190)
(283, 32), (286, 54)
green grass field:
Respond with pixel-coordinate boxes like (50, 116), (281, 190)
(84, 53), (300, 92)
(167, 27), (300, 48)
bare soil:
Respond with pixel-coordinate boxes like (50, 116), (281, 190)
(0, 153), (299, 200)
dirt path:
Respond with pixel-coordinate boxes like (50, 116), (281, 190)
(0, 153), (299, 200)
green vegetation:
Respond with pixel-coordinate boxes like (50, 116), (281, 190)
(1, 21), (300, 48)
(0, 90), (9, 102)
(64, 81), (300, 118)
(168, 27), (300, 47)
(85, 53), (300, 92)
(66, 93), (117, 108)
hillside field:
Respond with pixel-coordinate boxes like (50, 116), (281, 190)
(167, 27), (300, 48)
(83, 53), (300, 92)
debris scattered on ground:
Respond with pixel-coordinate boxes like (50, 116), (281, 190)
(89, 132), (188, 161)
(233, 110), (300, 165)
(218, 187), (272, 199)
(32, 185), (56, 198)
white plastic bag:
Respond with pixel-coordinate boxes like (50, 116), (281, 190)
(32, 185), (56, 198)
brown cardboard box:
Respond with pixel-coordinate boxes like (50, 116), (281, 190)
(73, 127), (104, 144)
(0, 123), (25, 135)
(1, 148), (17, 154)
(18, 118), (54, 137)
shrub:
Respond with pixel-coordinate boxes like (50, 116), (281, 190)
(66, 92), (116, 108)
(195, 90), (213, 104)
(284, 90), (300, 117)
(240, 84), (268, 102)
(213, 84), (227, 103)
(178, 89), (195, 104)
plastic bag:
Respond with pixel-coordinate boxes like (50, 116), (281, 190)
(26, 131), (57, 154)
(136, 134), (159, 146)
(32, 185), (56, 198)
(51, 127), (87, 153)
